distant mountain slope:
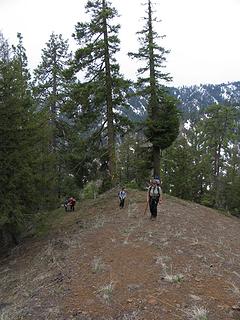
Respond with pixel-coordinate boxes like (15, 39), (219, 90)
(171, 81), (240, 120)
(125, 81), (240, 122)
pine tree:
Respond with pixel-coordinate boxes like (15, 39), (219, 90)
(161, 105), (240, 211)
(129, 0), (180, 178)
(197, 104), (238, 207)
(12, 33), (31, 85)
(161, 136), (196, 200)
(0, 32), (10, 62)
(0, 34), (53, 245)
(33, 33), (72, 143)
(72, 0), (130, 185)
(224, 146), (240, 214)
(33, 33), (74, 198)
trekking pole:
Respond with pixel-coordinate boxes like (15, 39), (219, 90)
(143, 200), (149, 215)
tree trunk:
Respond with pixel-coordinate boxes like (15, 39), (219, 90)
(148, 0), (161, 178)
(153, 145), (160, 178)
(214, 142), (222, 207)
(102, 0), (116, 183)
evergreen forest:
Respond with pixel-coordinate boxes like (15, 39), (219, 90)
(0, 0), (239, 250)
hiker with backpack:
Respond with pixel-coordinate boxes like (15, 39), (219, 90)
(64, 198), (69, 212)
(68, 197), (76, 212)
(147, 179), (162, 220)
(118, 187), (127, 209)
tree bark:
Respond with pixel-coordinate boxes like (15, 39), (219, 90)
(153, 145), (160, 178)
(102, 0), (116, 183)
(148, 0), (161, 177)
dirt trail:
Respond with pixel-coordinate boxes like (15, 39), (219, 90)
(0, 189), (240, 320)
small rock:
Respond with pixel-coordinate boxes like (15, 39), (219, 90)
(218, 304), (229, 310)
(0, 303), (11, 311)
(148, 298), (157, 305)
(128, 284), (141, 291)
(232, 305), (240, 311)
(189, 294), (201, 301)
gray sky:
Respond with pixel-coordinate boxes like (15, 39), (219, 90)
(1, 0), (240, 87)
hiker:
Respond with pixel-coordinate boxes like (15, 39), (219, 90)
(68, 197), (76, 212)
(154, 175), (161, 186)
(147, 179), (162, 220)
(118, 187), (127, 209)
(64, 198), (69, 212)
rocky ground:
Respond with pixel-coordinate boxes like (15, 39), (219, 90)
(1, 189), (240, 320)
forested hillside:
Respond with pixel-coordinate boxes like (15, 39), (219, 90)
(123, 83), (240, 214)
(171, 81), (240, 121)
(125, 82), (240, 122)
(1, 1), (240, 319)
(0, 0), (239, 253)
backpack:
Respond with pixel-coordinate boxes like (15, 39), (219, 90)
(118, 191), (126, 199)
(149, 186), (161, 199)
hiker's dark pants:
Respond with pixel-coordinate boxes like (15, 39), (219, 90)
(149, 196), (159, 217)
(70, 205), (75, 211)
(119, 198), (125, 208)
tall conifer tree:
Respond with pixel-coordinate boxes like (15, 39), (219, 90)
(72, 0), (130, 184)
(129, 0), (179, 178)
(33, 33), (74, 198)
(0, 34), (54, 245)
(34, 33), (72, 146)
(197, 104), (238, 207)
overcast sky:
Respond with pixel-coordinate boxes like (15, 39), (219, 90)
(1, 0), (240, 87)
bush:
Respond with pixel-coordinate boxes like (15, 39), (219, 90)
(125, 180), (139, 189)
(81, 180), (102, 199)
(61, 175), (80, 199)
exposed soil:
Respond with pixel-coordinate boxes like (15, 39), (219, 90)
(1, 189), (240, 320)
